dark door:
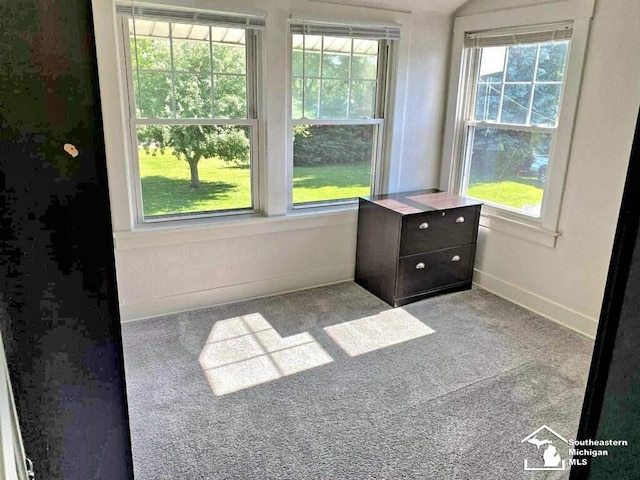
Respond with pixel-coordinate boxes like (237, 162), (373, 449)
(570, 109), (640, 478)
(0, 1), (133, 479)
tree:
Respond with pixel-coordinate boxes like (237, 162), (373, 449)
(138, 125), (249, 188)
(132, 34), (250, 188)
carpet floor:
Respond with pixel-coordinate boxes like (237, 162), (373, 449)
(121, 283), (594, 479)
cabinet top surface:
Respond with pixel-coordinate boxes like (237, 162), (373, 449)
(361, 190), (482, 215)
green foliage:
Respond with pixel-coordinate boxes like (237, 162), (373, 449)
(131, 31), (250, 187)
(293, 125), (374, 167)
(214, 128), (250, 165)
(469, 128), (550, 183)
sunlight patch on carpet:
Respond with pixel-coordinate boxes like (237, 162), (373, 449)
(323, 309), (435, 357)
(199, 313), (333, 395)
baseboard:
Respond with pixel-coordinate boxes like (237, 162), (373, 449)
(119, 264), (355, 322)
(473, 269), (598, 339)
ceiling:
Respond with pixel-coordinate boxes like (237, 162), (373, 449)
(307, 0), (471, 14)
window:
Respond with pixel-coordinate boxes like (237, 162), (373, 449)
(459, 24), (572, 219)
(289, 22), (399, 207)
(117, 5), (263, 222)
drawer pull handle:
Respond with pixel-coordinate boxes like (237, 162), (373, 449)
(451, 255), (461, 262)
(416, 262), (426, 270)
(419, 222), (429, 230)
(456, 216), (465, 223)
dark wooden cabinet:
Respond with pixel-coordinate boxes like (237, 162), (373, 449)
(355, 190), (482, 307)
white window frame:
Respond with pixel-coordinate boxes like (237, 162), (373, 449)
(93, 0), (410, 241)
(116, 5), (264, 225)
(441, 0), (595, 248)
(287, 20), (399, 211)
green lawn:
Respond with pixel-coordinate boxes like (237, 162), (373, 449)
(292, 163), (371, 204)
(139, 149), (252, 217)
(138, 149), (371, 216)
(467, 180), (543, 211)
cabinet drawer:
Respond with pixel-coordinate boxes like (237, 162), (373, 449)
(400, 206), (477, 256)
(396, 245), (473, 298)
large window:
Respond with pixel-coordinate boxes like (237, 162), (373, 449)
(290, 23), (398, 207)
(118, 6), (263, 222)
(459, 25), (572, 218)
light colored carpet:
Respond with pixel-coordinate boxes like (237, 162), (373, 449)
(121, 283), (593, 479)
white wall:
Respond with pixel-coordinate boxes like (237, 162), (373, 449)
(387, 10), (452, 192)
(455, 0), (640, 337)
(93, 0), (453, 320)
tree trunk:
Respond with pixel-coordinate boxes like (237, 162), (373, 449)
(188, 159), (200, 189)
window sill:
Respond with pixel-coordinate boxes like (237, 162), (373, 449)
(113, 205), (359, 251)
(479, 209), (560, 248)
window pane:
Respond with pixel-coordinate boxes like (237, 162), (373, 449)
(291, 34), (322, 77)
(505, 44), (537, 82)
(292, 78), (303, 118)
(537, 41), (569, 82)
(531, 84), (562, 126)
(305, 51), (322, 77)
(465, 127), (552, 217)
(138, 72), (173, 118)
(352, 54), (378, 79)
(304, 79), (320, 119)
(213, 43), (246, 74)
(292, 125), (375, 205)
(500, 84), (532, 124)
(322, 52), (350, 79)
(173, 39), (211, 73)
(320, 80), (349, 119)
(131, 36), (171, 71)
(292, 78), (322, 119)
(350, 81), (376, 118)
(478, 47), (506, 82)
(293, 34), (381, 123)
(174, 74), (212, 118)
(292, 50), (304, 77)
(323, 36), (352, 55)
(474, 82), (501, 122)
(136, 125), (252, 218)
(214, 75), (247, 118)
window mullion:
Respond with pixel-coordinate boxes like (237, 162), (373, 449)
(496, 47), (509, 123)
(301, 33), (306, 119)
(246, 30), (257, 120)
(526, 43), (542, 125)
(209, 27), (215, 118)
(169, 23), (176, 118)
(347, 38), (353, 119)
(374, 41), (388, 119)
(468, 121), (555, 134)
(318, 36), (324, 118)
(122, 19), (138, 119)
(461, 124), (475, 195)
